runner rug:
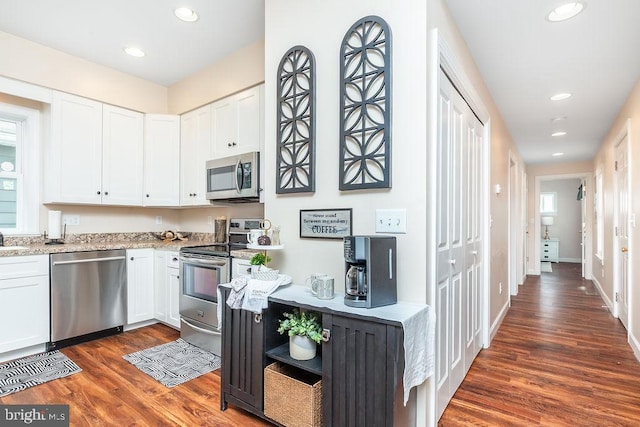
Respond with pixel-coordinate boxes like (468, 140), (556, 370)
(0, 350), (82, 397)
(123, 338), (221, 388)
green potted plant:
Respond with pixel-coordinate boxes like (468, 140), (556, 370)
(277, 309), (322, 360)
(249, 252), (272, 276)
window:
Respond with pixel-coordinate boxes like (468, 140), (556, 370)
(0, 103), (39, 235)
(540, 192), (557, 215)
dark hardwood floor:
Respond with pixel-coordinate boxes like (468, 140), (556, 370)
(0, 323), (271, 427)
(439, 262), (640, 426)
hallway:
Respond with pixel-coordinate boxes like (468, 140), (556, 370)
(438, 263), (640, 426)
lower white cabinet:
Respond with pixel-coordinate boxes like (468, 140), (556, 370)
(155, 251), (181, 329)
(0, 255), (49, 354)
(126, 249), (155, 324)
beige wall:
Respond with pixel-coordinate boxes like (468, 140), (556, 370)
(593, 76), (640, 353)
(0, 31), (167, 113)
(167, 40), (265, 114)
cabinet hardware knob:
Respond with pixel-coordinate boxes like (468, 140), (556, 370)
(105, 191), (109, 195)
(321, 328), (331, 342)
(227, 142), (232, 147)
(146, 194), (150, 197)
(130, 257), (134, 261)
(172, 257), (178, 262)
(449, 259), (456, 266)
(622, 247), (629, 253)
(97, 191), (101, 195)
(254, 313), (262, 323)
(232, 142), (236, 146)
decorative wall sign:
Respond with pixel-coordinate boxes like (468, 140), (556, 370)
(276, 45), (316, 194)
(339, 15), (392, 191)
(300, 208), (353, 239)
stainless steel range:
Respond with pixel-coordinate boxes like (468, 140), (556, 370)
(179, 244), (229, 356)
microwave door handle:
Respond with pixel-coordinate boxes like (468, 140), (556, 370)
(234, 159), (243, 193)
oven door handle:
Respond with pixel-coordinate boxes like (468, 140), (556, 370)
(182, 317), (222, 334)
(180, 256), (227, 267)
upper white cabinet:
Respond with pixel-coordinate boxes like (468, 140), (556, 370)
(102, 104), (144, 205)
(211, 85), (263, 158)
(180, 104), (211, 206)
(47, 91), (103, 204)
(144, 114), (180, 206)
(46, 91), (144, 205)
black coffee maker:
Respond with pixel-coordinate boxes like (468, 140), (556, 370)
(343, 235), (397, 308)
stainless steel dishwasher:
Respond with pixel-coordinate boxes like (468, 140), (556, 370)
(48, 249), (127, 350)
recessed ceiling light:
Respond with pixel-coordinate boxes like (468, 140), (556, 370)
(547, 2), (585, 22)
(124, 46), (145, 57)
(552, 152), (565, 157)
(552, 131), (567, 137)
(550, 92), (572, 101)
(174, 7), (199, 22)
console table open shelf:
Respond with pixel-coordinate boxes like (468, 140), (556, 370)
(265, 342), (322, 376)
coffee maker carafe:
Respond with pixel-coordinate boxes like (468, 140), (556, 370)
(343, 236), (397, 308)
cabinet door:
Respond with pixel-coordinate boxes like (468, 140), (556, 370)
(221, 287), (265, 410)
(126, 249), (155, 324)
(211, 97), (236, 158)
(180, 105), (211, 206)
(154, 252), (168, 322)
(322, 314), (399, 427)
(235, 85), (262, 154)
(231, 258), (252, 279)
(167, 266), (181, 328)
(47, 91), (102, 204)
(102, 105), (144, 205)
(144, 114), (180, 206)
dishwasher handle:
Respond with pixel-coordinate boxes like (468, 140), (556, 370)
(52, 255), (126, 266)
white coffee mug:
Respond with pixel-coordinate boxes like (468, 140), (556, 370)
(247, 229), (263, 244)
(312, 276), (335, 300)
(305, 273), (327, 289)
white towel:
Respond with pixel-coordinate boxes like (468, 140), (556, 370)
(401, 305), (435, 405)
(226, 276), (249, 309)
(241, 278), (281, 313)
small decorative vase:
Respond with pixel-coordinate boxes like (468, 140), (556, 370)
(289, 335), (317, 360)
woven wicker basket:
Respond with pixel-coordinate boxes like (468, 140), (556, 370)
(264, 362), (322, 427)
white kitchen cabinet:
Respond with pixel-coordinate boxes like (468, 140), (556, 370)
(180, 104), (212, 206)
(231, 257), (253, 279)
(541, 238), (560, 263)
(46, 91), (103, 204)
(154, 251), (181, 329)
(126, 249), (155, 324)
(0, 255), (49, 354)
(211, 85), (263, 158)
(102, 104), (144, 205)
(143, 114), (180, 206)
(46, 91), (144, 205)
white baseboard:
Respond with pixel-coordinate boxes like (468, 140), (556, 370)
(0, 343), (47, 363)
(123, 319), (159, 332)
(591, 276), (613, 313)
(559, 258), (581, 263)
(629, 332), (640, 363)
(488, 297), (510, 344)
(527, 269), (539, 276)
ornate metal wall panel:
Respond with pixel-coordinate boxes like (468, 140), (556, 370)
(276, 45), (316, 194)
(339, 15), (392, 191)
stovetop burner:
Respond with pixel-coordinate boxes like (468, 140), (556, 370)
(180, 244), (230, 257)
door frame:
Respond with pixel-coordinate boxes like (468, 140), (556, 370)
(428, 28), (491, 424)
(613, 119), (632, 325)
(533, 173), (593, 278)
(508, 151), (526, 296)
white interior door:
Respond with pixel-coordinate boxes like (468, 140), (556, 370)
(436, 69), (484, 419)
(615, 134), (629, 329)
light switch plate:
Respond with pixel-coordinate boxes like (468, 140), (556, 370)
(375, 209), (407, 233)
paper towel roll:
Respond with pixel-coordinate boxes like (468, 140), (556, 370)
(48, 210), (62, 239)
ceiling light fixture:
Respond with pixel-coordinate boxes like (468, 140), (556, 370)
(174, 7), (199, 22)
(547, 2), (585, 22)
(552, 131), (567, 137)
(552, 152), (565, 157)
(124, 46), (145, 57)
(550, 92), (572, 101)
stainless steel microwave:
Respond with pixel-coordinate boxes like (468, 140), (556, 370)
(206, 152), (260, 202)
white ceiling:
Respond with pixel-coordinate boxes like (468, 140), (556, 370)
(444, 0), (640, 164)
(0, 0), (265, 86)
(1, 1), (638, 165)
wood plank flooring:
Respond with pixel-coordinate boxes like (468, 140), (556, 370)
(0, 323), (271, 427)
(439, 262), (640, 426)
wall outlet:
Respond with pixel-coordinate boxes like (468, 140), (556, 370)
(62, 215), (80, 226)
(375, 209), (407, 233)
(155, 216), (163, 225)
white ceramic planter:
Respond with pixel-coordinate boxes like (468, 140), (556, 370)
(289, 335), (317, 360)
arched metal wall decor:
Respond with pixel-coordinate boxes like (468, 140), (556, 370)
(276, 45), (316, 194)
(339, 15), (392, 191)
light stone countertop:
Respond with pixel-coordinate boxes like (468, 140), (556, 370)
(0, 232), (217, 257)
